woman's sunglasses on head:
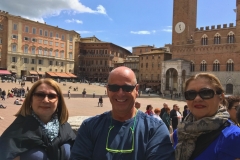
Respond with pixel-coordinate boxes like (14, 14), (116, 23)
(107, 84), (137, 92)
(184, 88), (222, 100)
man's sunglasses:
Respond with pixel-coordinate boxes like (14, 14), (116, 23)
(184, 88), (221, 100)
(107, 84), (137, 92)
(33, 92), (58, 100)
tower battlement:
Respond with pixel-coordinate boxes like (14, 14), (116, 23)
(195, 23), (235, 31)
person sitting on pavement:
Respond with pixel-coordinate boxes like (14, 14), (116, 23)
(0, 104), (7, 109)
(70, 66), (175, 160)
(14, 99), (22, 105)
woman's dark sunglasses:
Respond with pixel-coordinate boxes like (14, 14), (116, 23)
(33, 92), (58, 100)
(184, 88), (221, 100)
(107, 84), (137, 92)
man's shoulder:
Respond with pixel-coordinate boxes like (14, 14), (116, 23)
(137, 111), (165, 126)
(83, 112), (109, 125)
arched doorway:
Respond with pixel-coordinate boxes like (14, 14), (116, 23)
(165, 68), (178, 93)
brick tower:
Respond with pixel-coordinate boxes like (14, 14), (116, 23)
(172, 0), (197, 48)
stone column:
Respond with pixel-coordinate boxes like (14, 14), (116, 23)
(178, 76), (182, 94)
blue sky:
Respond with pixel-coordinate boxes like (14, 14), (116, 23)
(0, 0), (236, 51)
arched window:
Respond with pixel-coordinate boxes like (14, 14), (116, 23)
(226, 84), (233, 94)
(226, 59), (234, 71)
(201, 34), (208, 45)
(190, 61), (195, 72)
(227, 31), (235, 43)
(214, 33), (221, 44)
(38, 47), (42, 55)
(213, 60), (220, 71)
(12, 44), (17, 52)
(24, 45), (28, 53)
(200, 60), (207, 71)
(31, 47), (36, 54)
(44, 48), (48, 55)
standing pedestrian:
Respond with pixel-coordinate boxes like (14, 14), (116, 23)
(98, 96), (103, 107)
(68, 90), (71, 99)
(170, 104), (179, 131)
(1, 90), (6, 100)
(160, 103), (168, 118)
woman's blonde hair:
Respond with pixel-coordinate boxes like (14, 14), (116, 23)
(15, 78), (69, 124)
(185, 73), (227, 106)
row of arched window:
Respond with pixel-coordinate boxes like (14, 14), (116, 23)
(190, 59), (234, 72)
(201, 32), (235, 45)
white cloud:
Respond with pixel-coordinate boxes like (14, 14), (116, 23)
(162, 29), (172, 32)
(65, 19), (83, 24)
(76, 31), (92, 34)
(162, 26), (172, 32)
(122, 46), (132, 52)
(130, 31), (151, 35)
(0, 0), (107, 23)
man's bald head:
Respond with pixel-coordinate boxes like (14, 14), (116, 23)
(108, 66), (137, 84)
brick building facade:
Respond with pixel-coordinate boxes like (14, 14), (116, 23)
(139, 47), (171, 92)
(161, 0), (240, 95)
(75, 36), (131, 82)
(0, 10), (80, 78)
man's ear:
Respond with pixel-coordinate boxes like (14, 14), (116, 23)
(106, 87), (109, 97)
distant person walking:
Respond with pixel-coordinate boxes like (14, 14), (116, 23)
(1, 90), (6, 100)
(82, 89), (86, 98)
(68, 90), (71, 99)
(98, 96), (103, 107)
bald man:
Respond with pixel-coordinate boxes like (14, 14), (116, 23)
(71, 66), (174, 160)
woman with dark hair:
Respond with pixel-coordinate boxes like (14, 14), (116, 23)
(145, 104), (153, 116)
(0, 78), (76, 160)
(226, 95), (240, 127)
(173, 73), (240, 159)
